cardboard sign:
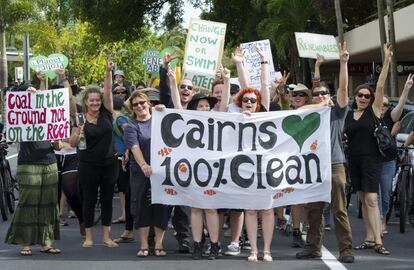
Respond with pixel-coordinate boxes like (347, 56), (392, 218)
(183, 19), (227, 91)
(29, 54), (69, 79)
(150, 108), (332, 209)
(295, 32), (339, 60)
(141, 49), (163, 74)
(240, 40), (281, 89)
(5, 88), (70, 142)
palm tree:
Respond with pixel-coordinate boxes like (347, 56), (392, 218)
(334, 0), (344, 44)
(0, 0), (34, 88)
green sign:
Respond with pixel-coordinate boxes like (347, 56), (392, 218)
(29, 53), (69, 79)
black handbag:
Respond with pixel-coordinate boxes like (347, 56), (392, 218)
(370, 108), (397, 160)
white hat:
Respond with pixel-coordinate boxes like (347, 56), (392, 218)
(114, 70), (125, 77)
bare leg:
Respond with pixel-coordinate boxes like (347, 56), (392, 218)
(261, 209), (275, 253)
(117, 192), (126, 221)
(138, 226), (150, 249)
(205, 209), (220, 243)
(245, 210), (258, 261)
(292, 205), (302, 229)
(154, 226), (166, 255)
(191, 208), (204, 242)
(358, 192), (374, 242)
(230, 211), (244, 243)
(364, 192), (382, 245)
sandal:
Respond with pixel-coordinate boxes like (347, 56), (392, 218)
(262, 251), (273, 262)
(40, 247), (61, 254)
(374, 244), (390, 255)
(154, 248), (167, 257)
(82, 240), (93, 248)
(354, 240), (375, 250)
(247, 251), (258, 262)
(103, 239), (119, 248)
(112, 218), (126, 224)
(136, 249), (149, 257)
(20, 248), (32, 256)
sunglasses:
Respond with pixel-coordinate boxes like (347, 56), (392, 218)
(242, 97), (257, 104)
(291, 92), (307, 97)
(115, 91), (126, 95)
(180, 84), (193, 91)
(132, 101), (147, 107)
(356, 93), (371, 99)
(312, 91), (329, 97)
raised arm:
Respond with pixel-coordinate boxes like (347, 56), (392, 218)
(256, 45), (270, 111)
(337, 42), (350, 108)
(36, 73), (47, 90)
(159, 53), (173, 106)
(219, 67), (231, 112)
(391, 74), (413, 122)
(231, 47), (249, 89)
(103, 59), (114, 113)
(372, 44), (392, 117)
(167, 69), (183, 110)
(313, 53), (324, 89)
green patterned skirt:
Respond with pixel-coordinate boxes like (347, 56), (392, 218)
(5, 163), (60, 246)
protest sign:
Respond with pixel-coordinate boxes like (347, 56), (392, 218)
(183, 19), (226, 91)
(29, 53), (69, 79)
(141, 49), (163, 73)
(295, 32), (339, 60)
(240, 40), (282, 89)
(5, 88), (70, 142)
(150, 108), (332, 210)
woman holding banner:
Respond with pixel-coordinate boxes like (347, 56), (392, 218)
(5, 83), (61, 256)
(232, 46), (274, 262)
(69, 60), (118, 248)
(167, 66), (230, 260)
(122, 91), (169, 257)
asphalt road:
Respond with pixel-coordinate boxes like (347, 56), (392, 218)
(0, 144), (413, 270)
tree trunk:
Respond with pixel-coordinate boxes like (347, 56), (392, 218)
(377, 0), (389, 95)
(334, 0), (344, 44)
(0, 28), (8, 89)
(386, 0), (398, 97)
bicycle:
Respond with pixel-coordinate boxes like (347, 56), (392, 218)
(387, 146), (414, 233)
(0, 140), (18, 221)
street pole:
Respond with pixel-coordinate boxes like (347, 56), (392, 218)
(377, 0), (389, 95)
(386, 0), (398, 97)
(23, 32), (30, 83)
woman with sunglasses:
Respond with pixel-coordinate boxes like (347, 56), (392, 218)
(69, 60), (119, 248)
(231, 46), (273, 262)
(344, 44), (393, 255)
(167, 66), (230, 260)
(122, 91), (170, 257)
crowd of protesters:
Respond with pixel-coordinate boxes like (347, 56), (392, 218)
(4, 41), (414, 264)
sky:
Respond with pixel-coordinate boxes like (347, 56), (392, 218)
(160, 1), (202, 29)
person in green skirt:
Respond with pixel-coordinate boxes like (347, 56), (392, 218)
(5, 81), (61, 256)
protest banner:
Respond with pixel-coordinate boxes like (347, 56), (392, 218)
(5, 88), (70, 142)
(240, 39), (282, 89)
(141, 49), (163, 73)
(150, 108), (332, 210)
(183, 18), (226, 91)
(29, 53), (69, 79)
(295, 32), (339, 60)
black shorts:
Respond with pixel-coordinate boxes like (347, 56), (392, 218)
(116, 158), (130, 193)
(217, 208), (244, 214)
(349, 155), (381, 193)
(56, 153), (78, 175)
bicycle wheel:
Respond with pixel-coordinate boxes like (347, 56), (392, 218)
(399, 169), (409, 233)
(386, 189), (396, 224)
(0, 173), (8, 221)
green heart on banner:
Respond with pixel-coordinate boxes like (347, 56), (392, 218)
(29, 53), (69, 79)
(282, 112), (321, 151)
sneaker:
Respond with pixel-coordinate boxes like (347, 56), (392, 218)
(224, 242), (241, 256)
(324, 224), (332, 231)
(192, 242), (203, 260)
(339, 255), (355, 263)
(68, 210), (77, 219)
(60, 217), (68, 226)
(292, 230), (304, 248)
(204, 242), (222, 255)
(178, 241), (191, 254)
(241, 239), (251, 250)
(208, 242), (220, 260)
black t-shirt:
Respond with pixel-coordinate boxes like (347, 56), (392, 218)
(79, 107), (115, 163)
(269, 102), (281, 111)
(18, 141), (56, 165)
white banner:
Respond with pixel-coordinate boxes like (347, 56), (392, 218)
(150, 108), (332, 209)
(240, 39), (281, 89)
(183, 19), (227, 91)
(5, 88), (70, 142)
(295, 32), (339, 60)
